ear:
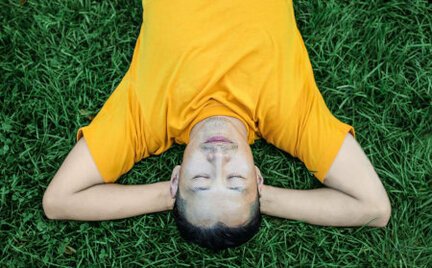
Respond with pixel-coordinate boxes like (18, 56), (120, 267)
(255, 165), (264, 195)
(169, 165), (181, 198)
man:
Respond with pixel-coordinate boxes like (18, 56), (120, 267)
(42, 0), (391, 250)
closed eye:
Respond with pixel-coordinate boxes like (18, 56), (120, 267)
(195, 187), (209, 191)
(191, 175), (210, 180)
(228, 175), (246, 180)
(192, 186), (243, 193)
(190, 174), (246, 180)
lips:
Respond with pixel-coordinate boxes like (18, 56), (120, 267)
(205, 136), (233, 143)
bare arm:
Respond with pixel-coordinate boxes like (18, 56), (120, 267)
(260, 133), (391, 227)
(42, 137), (174, 221)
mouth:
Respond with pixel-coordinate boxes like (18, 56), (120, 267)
(205, 136), (233, 143)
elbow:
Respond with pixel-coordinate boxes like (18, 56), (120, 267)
(42, 191), (62, 220)
(368, 198), (391, 227)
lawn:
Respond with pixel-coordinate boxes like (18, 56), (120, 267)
(1, 0), (431, 267)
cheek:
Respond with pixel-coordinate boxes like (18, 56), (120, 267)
(184, 151), (205, 166)
(232, 156), (254, 172)
(182, 152), (208, 177)
(182, 146), (197, 165)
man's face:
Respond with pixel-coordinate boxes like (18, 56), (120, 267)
(170, 116), (263, 227)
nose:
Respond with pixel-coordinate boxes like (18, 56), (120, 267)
(207, 147), (230, 186)
(206, 145), (231, 163)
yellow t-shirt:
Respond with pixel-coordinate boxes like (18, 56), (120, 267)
(77, 0), (355, 183)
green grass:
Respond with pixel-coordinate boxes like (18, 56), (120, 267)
(1, 0), (431, 266)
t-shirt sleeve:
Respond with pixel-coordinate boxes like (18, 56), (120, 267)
(262, 78), (355, 183)
(294, 82), (355, 182)
(76, 72), (151, 183)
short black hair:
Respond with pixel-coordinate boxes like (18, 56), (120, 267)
(172, 191), (261, 251)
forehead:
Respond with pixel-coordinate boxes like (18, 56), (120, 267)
(183, 193), (254, 227)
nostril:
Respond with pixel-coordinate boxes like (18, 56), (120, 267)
(207, 152), (215, 161)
